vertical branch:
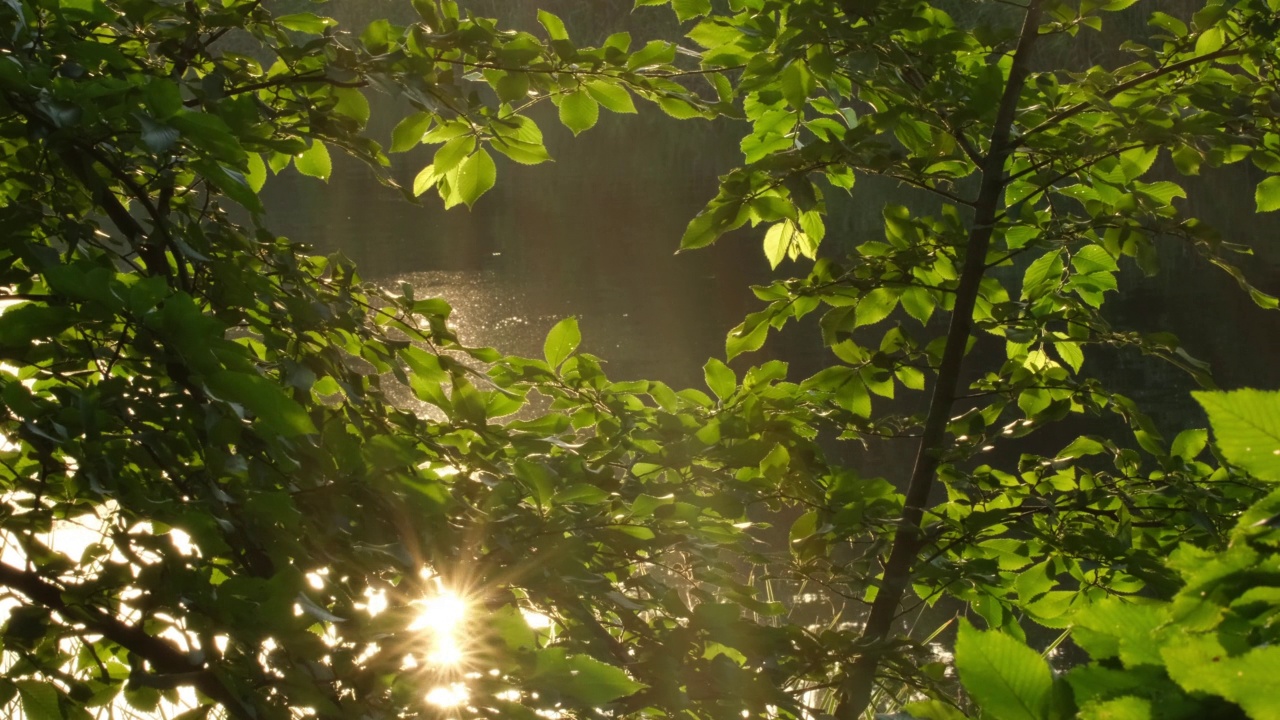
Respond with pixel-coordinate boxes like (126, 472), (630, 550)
(835, 2), (1044, 717)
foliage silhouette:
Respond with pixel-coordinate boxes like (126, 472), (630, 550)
(2, 0), (1280, 719)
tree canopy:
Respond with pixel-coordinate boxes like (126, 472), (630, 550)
(2, 0), (1280, 719)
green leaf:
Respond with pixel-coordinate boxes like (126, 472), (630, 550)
(490, 605), (539, 650)
(658, 96), (705, 119)
(585, 80), (637, 114)
(627, 40), (676, 70)
(544, 317), (581, 368)
(901, 286), (935, 325)
(391, 112), (433, 153)
(144, 79), (184, 119)
(1022, 250), (1063, 299)
(537, 10), (568, 40)
(59, 0), (112, 22)
(681, 201), (747, 251)
(535, 650), (645, 706)
(1171, 428), (1208, 460)
(333, 87), (370, 125)
(1194, 25), (1224, 54)
(1194, 389), (1280, 480)
(901, 700), (969, 720)
(703, 358), (736, 401)
(1162, 637), (1280, 719)
(137, 114), (179, 153)
(276, 12), (337, 34)
(413, 164), (440, 197)
(245, 152), (267, 193)
(763, 220), (801, 269)
(433, 135), (476, 176)
(789, 509), (817, 546)
(1072, 246), (1119, 274)
(1055, 342), (1083, 373)
(206, 371), (318, 436)
(453, 149), (496, 208)
(490, 132), (551, 165)
(295, 140), (332, 181)
(1078, 696), (1151, 720)
(955, 620), (1052, 720)
(170, 111), (246, 164)
(779, 61), (811, 110)
(672, 0), (712, 22)
(492, 71), (531, 104)
(193, 160), (262, 213)
(687, 19), (740, 50)
(1256, 176), (1280, 212)
(726, 317), (769, 359)
(558, 90), (599, 135)
(855, 288), (898, 328)
(1058, 436), (1105, 459)
(17, 681), (63, 720)
(553, 484), (609, 504)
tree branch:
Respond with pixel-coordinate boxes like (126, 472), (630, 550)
(834, 2), (1044, 716)
(1022, 45), (1241, 139)
(0, 561), (256, 720)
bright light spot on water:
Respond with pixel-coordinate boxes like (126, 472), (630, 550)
(426, 683), (470, 707)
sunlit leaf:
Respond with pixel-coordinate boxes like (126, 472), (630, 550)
(1194, 389), (1280, 480)
(1256, 176), (1280, 212)
(955, 621), (1052, 720)
(703, 358), (736, 401)
(454, 149), (497, 207)
(558, 90), (599, 135)
(544, 317), (581, 368)
(295, 140), (332, 181)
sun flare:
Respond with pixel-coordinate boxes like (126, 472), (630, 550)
(411, 589), (471, 669)
(416, 591), (468, 634)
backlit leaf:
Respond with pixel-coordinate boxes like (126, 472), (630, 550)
(16, 681), (61, 720)
(1256, 176), (1280, 212)
(295, 140), (332, 181)
(276, 12), (337, 34)
(454, 149), (496, 207)
(703, 358), (736, 401)
(391, 112), (433, 153)
(1194, 389), (1280, 480)
(558, 90), (599, 135)
(955, 620), (1052, 720)
(544, 317), (581, 368)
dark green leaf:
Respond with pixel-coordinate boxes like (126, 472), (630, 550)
(17, 681), (62, 720)
(206, 371), (318, 436)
